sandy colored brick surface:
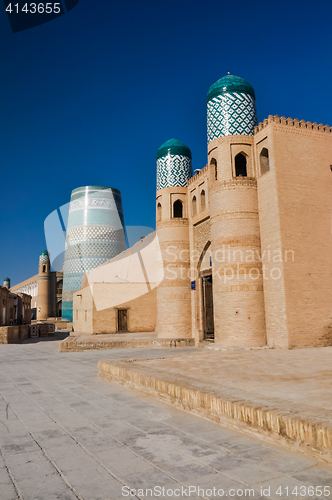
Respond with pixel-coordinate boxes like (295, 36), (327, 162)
(110, 347), (332, 418)
(99, 346), (332, 454)
(60, 331), (195, 352)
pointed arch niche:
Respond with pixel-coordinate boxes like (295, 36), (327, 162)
(157, 202), (162, 222)
(231, 143), (253, 177)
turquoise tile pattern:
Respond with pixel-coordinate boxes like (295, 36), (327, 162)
(39, 250), (49, 262)
(156, 139), (192, 190)
(207, 75), (257, 142)
(62, 186), (127, 322)
(207, 74), (256, 101)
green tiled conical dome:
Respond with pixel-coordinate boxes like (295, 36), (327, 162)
(156, 139), (192, 160)
(40, 250), (49, 256)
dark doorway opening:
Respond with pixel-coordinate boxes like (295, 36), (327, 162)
(202, 275), (214, 340)
(117, 309), (128, 332)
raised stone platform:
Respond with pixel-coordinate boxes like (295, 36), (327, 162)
(0, 325), (29, 344)
(59, 331), (195, 352)
(98, 346), (332, 463)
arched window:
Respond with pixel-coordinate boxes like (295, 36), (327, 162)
(260, 148), (270, 175)
(210, 158), (217, 180)
(235, 153), (247, 177)
(42, 265), (46, 273)
(192, 196), (197, 216)
(173, 199), (183, 218)
(201, 190), (206, 210)
(157, 203), (162, 222)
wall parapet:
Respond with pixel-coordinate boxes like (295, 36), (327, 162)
(187, 164), (208, 186)
(255, 115), (332, 134)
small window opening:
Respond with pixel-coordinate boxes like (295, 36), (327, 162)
(210, 158), (217, 180)
(235, 153), (247, 177)
(260, 148), (270, 175)
(192, 196), (197, 216)
(201, 190), (206, 210)
(173, 200), (183, 218)
(157, 203), (162, 222)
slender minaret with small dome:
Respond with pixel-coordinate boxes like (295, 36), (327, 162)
(155, 139), (193, 338)
(3, 278), (10, 289)
(38, 250), (51, 320)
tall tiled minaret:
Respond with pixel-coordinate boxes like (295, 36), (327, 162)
(62, 186), (127, 322)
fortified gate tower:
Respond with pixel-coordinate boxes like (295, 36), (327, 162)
(207, 74), (266, 346)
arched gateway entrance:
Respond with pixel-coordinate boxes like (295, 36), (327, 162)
(198, 242), (214, 341)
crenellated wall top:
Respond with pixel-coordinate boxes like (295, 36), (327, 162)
(187, 164), (209, 186)
(255, 115), (331, 134)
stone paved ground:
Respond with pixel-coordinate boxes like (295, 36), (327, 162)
(0, 336), (332, 500)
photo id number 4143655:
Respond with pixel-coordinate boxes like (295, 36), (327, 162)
(270, 485), (331, 497)
(5, 3), (61, 14)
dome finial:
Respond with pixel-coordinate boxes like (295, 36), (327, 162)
(227, 71), (231, 75)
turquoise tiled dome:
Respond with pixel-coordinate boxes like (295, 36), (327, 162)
(3, 277), (10, 282)
(207, 74), (258, 142)
(39, 250), (49, 261)
(156, 139), (192, 190)
(156, 139), (192, 160)
(207, 74), (255, 102)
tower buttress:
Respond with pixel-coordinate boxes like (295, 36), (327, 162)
(207, 74), (266, 347)
(156, 139), (192, 338)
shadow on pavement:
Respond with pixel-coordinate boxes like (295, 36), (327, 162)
(20, 330), (70, 344)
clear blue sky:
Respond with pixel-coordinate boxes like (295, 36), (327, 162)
(1, 0), (332, 285)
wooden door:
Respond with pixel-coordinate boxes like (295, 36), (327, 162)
(118, 309), (128, 332)
(203, 276), (214, 340)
